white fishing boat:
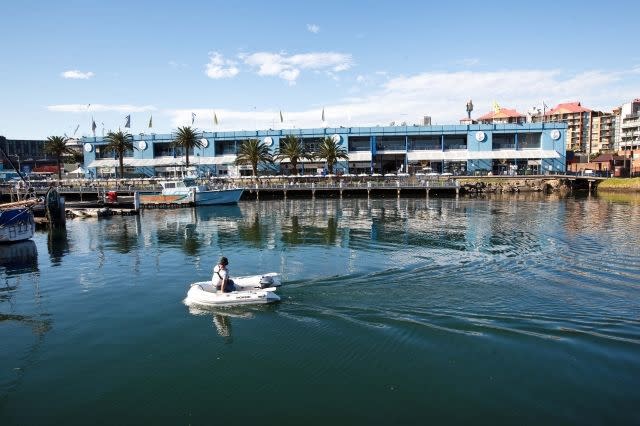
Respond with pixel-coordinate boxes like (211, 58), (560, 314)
(184, 273), (281, 306)
(137, 178), (243, 207)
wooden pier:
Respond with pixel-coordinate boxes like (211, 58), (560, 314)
(0, 175), (607, 210)
(242, 179), (460, 200)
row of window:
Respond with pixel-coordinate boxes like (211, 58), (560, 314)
(93, 133), (545, 158)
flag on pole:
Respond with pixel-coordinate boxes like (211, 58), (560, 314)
(191, 112), (196, 125)
(125, 115), (131, 128)
(148, 115), (153, 128)
(214, 112), (219, 125)
(280, 110), (283, 123)
(492, 101), (500, 114)
(321, 108), (325, 121)
(91, 119), (96, 135)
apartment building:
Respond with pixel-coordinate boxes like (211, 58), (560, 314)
(618, 99), (640, 151)
(590, 113), (616, 154)
(545, 102), (593, 154)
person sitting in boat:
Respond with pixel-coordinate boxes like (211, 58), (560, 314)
(213, 256), (235, 293)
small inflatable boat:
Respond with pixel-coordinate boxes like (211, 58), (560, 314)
(185, 273), (282, 306)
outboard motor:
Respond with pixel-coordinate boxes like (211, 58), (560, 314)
(259, 275), (274, 288)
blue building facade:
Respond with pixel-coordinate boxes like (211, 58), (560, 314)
(81, 123), (566, 178)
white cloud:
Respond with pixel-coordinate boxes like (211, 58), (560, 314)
(47, 104), (155, 113)
(307, 24), (320, 33)
(205, 52), (239, 79)
(243, 51), (353, 83)
(61, 70), (94, 80)
(158, 67), (640, 135)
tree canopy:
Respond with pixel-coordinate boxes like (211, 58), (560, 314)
(274, 134), (314, 175)
(173, 126), (203, 168)
(104, 130), (134, 178)
(44, 135), (76, 180)
(315, 136), (348, 174)
(234, 138), (273, 176)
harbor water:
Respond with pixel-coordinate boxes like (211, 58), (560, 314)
(1, 194), (639, 425)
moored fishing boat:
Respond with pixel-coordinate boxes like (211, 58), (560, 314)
(136, 178), (243, 207)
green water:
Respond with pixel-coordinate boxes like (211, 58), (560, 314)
(1, 195), (639, 425)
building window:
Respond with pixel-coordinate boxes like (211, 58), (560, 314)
(300, 137), (323, 153)
(215, 140), (238, 155)
(518, 132), (541, 149)
(492, 134), (516, 150)
(96, 147), (134, 159)
(443, 135), (466, 150)
(409, 136), (440, 150)
(348, 136), (370, 151)
(377, 136), (405, 151)
(153, 142), (175, 157)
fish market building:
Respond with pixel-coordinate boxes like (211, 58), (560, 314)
(81, 123), (567, 178)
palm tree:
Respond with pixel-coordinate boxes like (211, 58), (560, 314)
(173, 126), (203, 168)
(315, 136), (348, 174)
(43, 136), (75, 180)
(274, 134), (313, 175)
(234, 138), (273, 176)
(103, 130), (134, 179)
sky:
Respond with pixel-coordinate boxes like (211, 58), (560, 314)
(2, 0), (639, 139)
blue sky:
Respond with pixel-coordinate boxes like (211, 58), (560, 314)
(2, 0), (639, 139)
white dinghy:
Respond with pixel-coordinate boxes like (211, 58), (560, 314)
(185, 273), (282, 307)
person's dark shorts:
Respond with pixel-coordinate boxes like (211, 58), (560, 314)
(218, 279), (235, 293)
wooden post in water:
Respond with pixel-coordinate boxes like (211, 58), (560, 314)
(133, 192), (140, 211)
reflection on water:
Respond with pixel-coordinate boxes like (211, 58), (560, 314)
(30, 194), (640, 269)
(0, 240), (38, 275)
(0, 239), (51, 406)
(213, 314), (232, 339)
(1, 193), (639, 424)
(185, 302), (282, 343)
(186, 304), (259, 342)
(597, 191), (640, 204)
(47, 228), (68, 264)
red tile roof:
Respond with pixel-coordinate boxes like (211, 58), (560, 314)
(547, 102), (592, 115)
(476, 107), (525, 120)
